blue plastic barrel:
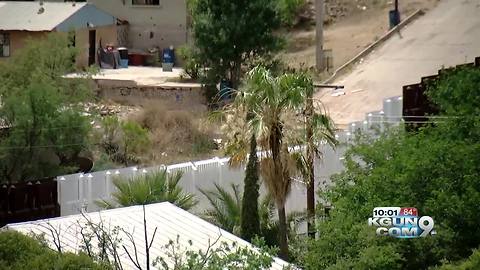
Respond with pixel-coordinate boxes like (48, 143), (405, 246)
(120, 59), (128, 68)
(389, 10), (401, 29)
(162, 48), (175, 64)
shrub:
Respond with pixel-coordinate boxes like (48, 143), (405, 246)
(277, 0), (306, 27)
(0, 231), (109, 269)
(96, 169), (197, 210)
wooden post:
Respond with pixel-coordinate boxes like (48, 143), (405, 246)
(316, 0), (325, 71)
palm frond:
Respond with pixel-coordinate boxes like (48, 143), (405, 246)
(95, 169), (197, 210)
(199, 183), (241, 231)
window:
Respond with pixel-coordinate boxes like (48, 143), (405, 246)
(132, 0), (159, 5)
(0, 33), (10, 57)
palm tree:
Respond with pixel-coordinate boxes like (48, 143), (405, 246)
(200, 183), (280, 247)
(96, 169), (197, 210)
(200, 183), (242, 234)
(222, 66), (335, 259)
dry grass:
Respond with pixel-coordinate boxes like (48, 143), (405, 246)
(133, 101), (218, 164)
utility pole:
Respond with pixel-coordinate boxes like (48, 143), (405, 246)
(315, 0), (325, 71)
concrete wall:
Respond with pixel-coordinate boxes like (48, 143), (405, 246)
(0, 31), (48, 60)
(95, 79), (205, 106)
(89, 0), (187, 51)
(75, 25), (118, 68)
(0, 27), (117, 68)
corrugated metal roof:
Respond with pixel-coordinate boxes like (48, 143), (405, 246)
(6, 202), (291, 270)
(0, 1), (86, 31)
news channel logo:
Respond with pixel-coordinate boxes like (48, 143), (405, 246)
(368, 207), (436, 238)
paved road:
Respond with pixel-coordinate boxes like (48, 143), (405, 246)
(316, 0), (480, 127)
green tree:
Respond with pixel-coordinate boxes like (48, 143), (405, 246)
(299, 67), (480, 269)
(200, 183), (281, 247)
(97, 169), (197, 210)
(438, 248), (480, 270)
(222, 66), (335, 259)
(189, 0), (282, 89)
(0, 230), (110, 270)
(240, 135), (261, 242)
(0, 34), (92, 183)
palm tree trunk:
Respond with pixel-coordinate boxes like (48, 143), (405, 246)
(306, 90), (316, 238)
(277, 205), (289, 261)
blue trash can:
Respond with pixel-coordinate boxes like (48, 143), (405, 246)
(118, 47), (129, 68)
(389, 10), (401, 29)
(162, 48), (175, 64)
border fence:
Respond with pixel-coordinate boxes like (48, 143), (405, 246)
(57, 95), (403, 217)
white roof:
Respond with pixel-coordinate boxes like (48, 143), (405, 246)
(6, 202), (290, 270)
(0, 1), (86, 31)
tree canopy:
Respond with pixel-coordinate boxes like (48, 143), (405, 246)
(189, 0), (282, 88)
(296, 67), (480, 269)
(0, 34), (92, 183)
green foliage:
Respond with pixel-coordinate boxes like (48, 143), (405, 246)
(97, 169), (197, 210)
(299, 67), (480, 269)
(200, 183), (242, 234)
(277, 0), (306, 27)
(154, 236), (278, 270)
(222, 66), (335, 259)
(0, 34), (92, 183)
(190, 0), (282, 88)
(427, 67), (480, 141)
(200, 182), (280, 247)
(0, 230), (109, 270)
(120, 120), (151, 166)
(428, 67), (480, 118)
(0, 34), (91, 182)
(241, 135), (261, 242)
(177, 44), (202, 80)
(97, 116), (151, 166)
(437, 248), (480, 270)
(0, 33), (90, 102)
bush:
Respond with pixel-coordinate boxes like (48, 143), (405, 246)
(0, 230), (46, 266)
(438, 249), (480, 270)
(135, 102), (216, 162)
(0, 231), (109, 269)
(277, 0), (306, 27)
(97, 116), (151, 166)
(299, 67), (480, 269)
(96, 169), (197, 210)
(177, 45), (203, 80)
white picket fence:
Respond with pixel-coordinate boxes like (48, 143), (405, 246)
(57, 96), (403, 217)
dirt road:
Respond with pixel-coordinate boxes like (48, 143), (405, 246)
(283, 0), (439, 70)
(315, 0), (480, 127)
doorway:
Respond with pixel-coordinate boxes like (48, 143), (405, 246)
(88, 30), (96, 66)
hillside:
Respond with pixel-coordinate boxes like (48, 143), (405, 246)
(282, 0), (439, 70)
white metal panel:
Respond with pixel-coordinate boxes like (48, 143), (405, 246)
(7, 202), (290, 270)
(0, 2), (86, 31)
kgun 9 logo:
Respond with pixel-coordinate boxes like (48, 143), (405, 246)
(368, 207), (436, 238)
